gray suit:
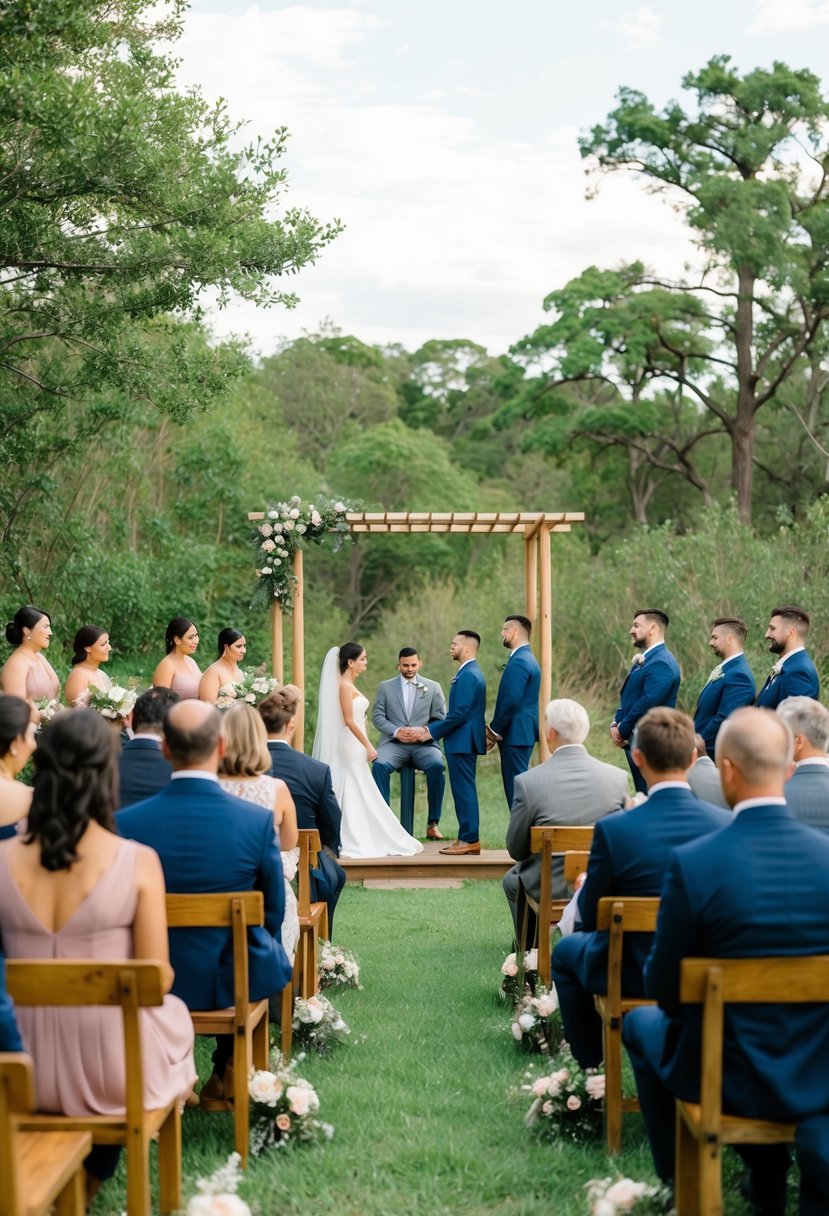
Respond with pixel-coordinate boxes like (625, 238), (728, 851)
(503, 744), (628, 936)
(687, 755), (730, 809)
(371, 674), (447, 821)
(785, 762), (829, 834)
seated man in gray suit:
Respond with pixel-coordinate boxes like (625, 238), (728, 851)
(503, 698), (629, 941)
(371, 647), (447, 840)
(779, 696), (829, 834)
(687, 733), (730, 809)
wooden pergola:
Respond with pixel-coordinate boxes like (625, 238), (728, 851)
(248, 509), (585, 754)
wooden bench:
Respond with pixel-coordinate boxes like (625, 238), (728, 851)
(296, 830), (329, 999)
(674, 956), (829, 1215)
(6, 961), (180, 1216)
(519, 825), (595, 987)
(0, 1053), (91, 1216)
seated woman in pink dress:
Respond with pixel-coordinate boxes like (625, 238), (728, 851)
(0, 605), (60, 710)
(152, 617), (202, 700)
(0, 709), (196, 1201)
(63, 625), (112, 706)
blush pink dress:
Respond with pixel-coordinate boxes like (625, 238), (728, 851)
(170, 663), (201, 701)
(0, 839), (196, 1115)
(25, 657), (59, 701)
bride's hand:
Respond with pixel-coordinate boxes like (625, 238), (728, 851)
(366, 744), (378, 762)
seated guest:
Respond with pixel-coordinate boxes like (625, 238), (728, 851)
(687, 733), (729, 809)
(0, 710), (195, 1200)
(623, 708), (829, 1215)
(118, 687), (179, 808)
(116, 700), (290, 1107)
(0, 949), (22, 1051)
(259, 686), (347, 935)
(778, 696), (829, 834)
(552, 707), (729, 1070)
(0, 696), (38, 840)
(503, 697), (628, 942)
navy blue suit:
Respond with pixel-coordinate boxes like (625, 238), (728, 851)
(551, 787), (730, 1067)
(693, 653), (755, 757)
(624, 803), (829, 1201)
(614, 643), (681, 793)
(429, 660), (486, 843)
(491, 644), (541, 810)
(118, 737), (173, 808)
(755, 648), (820, 709)
(0, 948), (23, 1052)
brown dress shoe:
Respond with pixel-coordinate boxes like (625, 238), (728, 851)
(439, 839), (481, 855)
(426, 824), (444, 840)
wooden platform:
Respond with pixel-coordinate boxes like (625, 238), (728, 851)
(341, 847), (513, 882)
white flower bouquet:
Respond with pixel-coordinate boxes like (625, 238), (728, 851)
(216, 666), (279, 709)
(248, 1056), (334, 1154)
(185, 1153), (251, 1215)
(319, 941), (361, 990)
(291, 992), (350, 1054)
(517, 1041), (604, 1141)
(499, 948), (538, 1003)
(251, 495), (356, 611)
(84, 683), (139, 722)
(34, 697), (62, 727)
(510, 983), (564, 1053)
(585, 1175), (674, 1215)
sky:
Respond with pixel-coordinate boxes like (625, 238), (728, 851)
(168, 0), (829, 358)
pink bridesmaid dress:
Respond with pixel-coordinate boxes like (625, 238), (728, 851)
(170, 666), (201, 701)
(25, 657), (59, 701)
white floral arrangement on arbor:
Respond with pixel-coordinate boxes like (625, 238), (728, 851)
(251, 495), (355, 611)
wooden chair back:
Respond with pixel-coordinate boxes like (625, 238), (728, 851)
(563, 850), (590, 885)
(296, 829), (322, 918)
(296, 830), (328, 999)
(525, 825), (595, 986)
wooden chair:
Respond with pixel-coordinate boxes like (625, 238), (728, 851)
(0, 1053), (91, 1216)
(675, 956), (829, 1215)
(519, 825), (595, 987)
(592, 896), (660, 1154)
(165, 891), (288, 1165)
(563, 850), (590, 886)
(5, 961), (180, 1216)
(296, 829), (329, 1000)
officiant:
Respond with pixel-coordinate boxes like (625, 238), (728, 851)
(371, 648), (447, 840)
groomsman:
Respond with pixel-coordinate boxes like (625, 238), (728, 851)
(487, 615), (541, 810)
(693, 616), (755, 757)
(415, 630), (486, 855)
(755, 604), (820, 709)
(610, 608), (681, 794)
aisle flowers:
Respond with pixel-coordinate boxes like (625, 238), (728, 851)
(215, 666), (280, 709)
(319, 941), (362, 990)
(517, 1041), (605, 1141)
(251, 495), (355, 611)
(248, 1056), (334, 1154)
(585, 1175), (674, 1215)
(500, 948), (538, 1003)
(292, 992), (350, 1053)
(510, 984), (563, 1053)
(185, 1152), (251, 1215)
(83, 683), (139, 722)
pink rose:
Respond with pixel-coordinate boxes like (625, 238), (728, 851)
(541, 1100), (553, 1116)
(261, 539), (276, 553)
(566, 1094), (582, 1111)
(276, 1113), (291, 1131)
(511, 1022), (523, 1041)
(605, 1179), (647, 1207)
(585, 1074), (606, 1101)
(532, 1077), (549, 1097)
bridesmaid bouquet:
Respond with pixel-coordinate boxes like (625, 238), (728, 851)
(517, 1041), (604, 1141)
(85, 684), (139, 721)
(248, 1056), (333, 1153)
(319, 941), (362, 990)
(216, 666), (279, 709)
(34, 697), (62, 727)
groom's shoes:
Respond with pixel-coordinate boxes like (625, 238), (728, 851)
(426, 823), (444, 840)
(439, 839), (481, 855)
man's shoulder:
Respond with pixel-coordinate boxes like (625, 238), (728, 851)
(789, 764), (829, 788)
(651, 645), (680, 670)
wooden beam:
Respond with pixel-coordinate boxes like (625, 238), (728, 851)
(538, 524), (553, 762)
(271, 600), (283, 683)
(292, 549), (305, 751)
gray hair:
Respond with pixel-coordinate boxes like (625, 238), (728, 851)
(777, 696), (829, 753)
(544, 698), (590, 745)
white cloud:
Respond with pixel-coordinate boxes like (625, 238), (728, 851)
(599, 5), (663, 50)
(750, 0), (829, 32)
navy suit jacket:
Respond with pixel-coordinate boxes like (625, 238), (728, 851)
(267, 741), (342, 852)
(615, 643), (681, 743)
(118, 737), (173, 808)
(429, 660), (486, 755)
(0, 949), (22, 1052)
(643, 804), (829, 1120)
(116, 777), (291, 1010)
(755, 648), (820, 710)
(573, 787), (730, 992)
(693, 654), (756, 757)
(490, 645), (541, 747)
(784, 763), (829, 835)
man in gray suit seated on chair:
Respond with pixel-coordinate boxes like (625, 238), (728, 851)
(779, 695), (829, 834)
(687, 733), (730, 809)
(503, 698), (629, 941)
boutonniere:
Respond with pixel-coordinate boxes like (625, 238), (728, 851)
(771, 659), (784, 679)
(413, 680), (429, 697)
(632, 654), (645, 668)
(708, 664), (724, 683)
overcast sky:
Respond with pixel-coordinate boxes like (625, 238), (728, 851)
(171, 0), (829, 358)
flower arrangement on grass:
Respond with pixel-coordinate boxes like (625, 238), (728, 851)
(251, 495), (355, 611)
(500, 948), (538, 1003)
(518, 1041), (605, 1141)
(585, 1175), (674, 1215)
(215, 666), (280, 709)
(248, 1056), (334, 1154)
(292, 992), (350, 1053)
(319, 941), (361, 990)
(185, 1152), (251, 1215)
(83, 683), (139, 722)
(34, 697), (62, 727)
(510, 984), (563, 1053)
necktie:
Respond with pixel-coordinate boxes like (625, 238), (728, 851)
(404, 681), (415, 716)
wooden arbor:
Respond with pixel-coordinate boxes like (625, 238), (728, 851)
(247, 510), (584, 754)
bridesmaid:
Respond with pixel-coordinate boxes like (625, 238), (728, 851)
(0, 606), (60, 707)
(0, 696), (38, 841)
(152, 617), (201, 699)
(198, 628), (247, 703)
(64, 626), (112, 706)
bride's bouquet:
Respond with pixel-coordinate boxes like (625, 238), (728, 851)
(216, 666), (279, 709)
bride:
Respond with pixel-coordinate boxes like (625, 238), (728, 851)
(313, 643), (423, 859)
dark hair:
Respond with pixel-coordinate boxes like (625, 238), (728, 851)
(634, 608), (669, 629)
(339, 642), (365, 673)
(0, 695), (32, 759)
(25, 710), (118, 872)
(70, 625), (107, 666)
(505, 614), (532, 636)
(258, 686), (300, 733)
(5, 605), (50, 647)
(133, 686), (180, 734)
(631, 707), (695, 772)
(398, 647), (418, 660)
(217, 627), (244, 659)
(772, 605), (811, 638)
(163, 704), (222, 765)
(457, 629), (481, 646)
(712, 616), (747, 642)
(165, 617), (198, 654)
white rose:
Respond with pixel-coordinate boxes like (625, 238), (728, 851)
(321, 957), (336, 971)
(309, 1006), (325, 1024)
(259, 523), (273, 536)
(286, 1084), (318, 1116)
(310, 511), (322, 527)
(260, 568), (272, 576)
(283, 520), (294, 532)
(273, 559), (281, 566)
(518, 1013), (535, 1031)
(524, 949), (538, 971)
(289, 508), (300, 519)
(290, 495), (301, 504)
(109, 685), (127, 700)
(605, 1179), (646, 1207)
(248, 1070), (284, 1105)
(272, 522), (283, 533)
(267, 510), (278, 519)
(334, 502), (345, 512)
(187, 1196), (251, 1216)
(244, 693), (256, 704)
(261, 539), (275, 553)
(535, 993), (557, 1018)
(296, 523), (307, 534)
(585, 1074), (606, 1101)
(592, 1201), (616, 1216)
(334, 953), (345, 965)
(101, 707), (117, 719)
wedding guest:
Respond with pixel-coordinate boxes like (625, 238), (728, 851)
(687, 733), (729, 809)
(778, 696), (829, 834)
(756, 604), (820, 709)
(487, 615), (541, 810)
(219, 701), (300, 961)
(152, 617), (202, 700)
(0, 949), (22, 1051)
(0, 709), (195, 1200)
(0, 605), (59, 707)
(693, 616), (755, 756)
(63, 625), (112, 706)
(0, 695), (38, 840)
(198, 627), (247, 703)
(118, 687), (179, 808)
(610, 608), (681, 794)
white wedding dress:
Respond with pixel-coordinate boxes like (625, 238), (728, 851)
(313, 649), (423, 859)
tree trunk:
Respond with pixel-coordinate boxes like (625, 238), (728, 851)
(732, 265), (757, 523)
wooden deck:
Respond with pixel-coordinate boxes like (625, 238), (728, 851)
(341, 847), (513, 882)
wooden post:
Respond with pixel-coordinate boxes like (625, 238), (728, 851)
(524, 533), (538, 642)
(271, 600), (283, 683)
(292, 548), (305, 751)
(538, 524), (553, 762)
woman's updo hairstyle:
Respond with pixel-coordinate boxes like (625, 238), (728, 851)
(5, 605), (49, 647)
(217, 627), (244, 659)
(0, 696), (32, 759)
(165, 617), (197, 654)
(26, 709), (118, 872)
(338, 642), (365, 674)
(70, 625), (107, 667)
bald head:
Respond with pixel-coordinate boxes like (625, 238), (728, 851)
(715, 707), (794, 807)
(163, 700), (223, 770)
